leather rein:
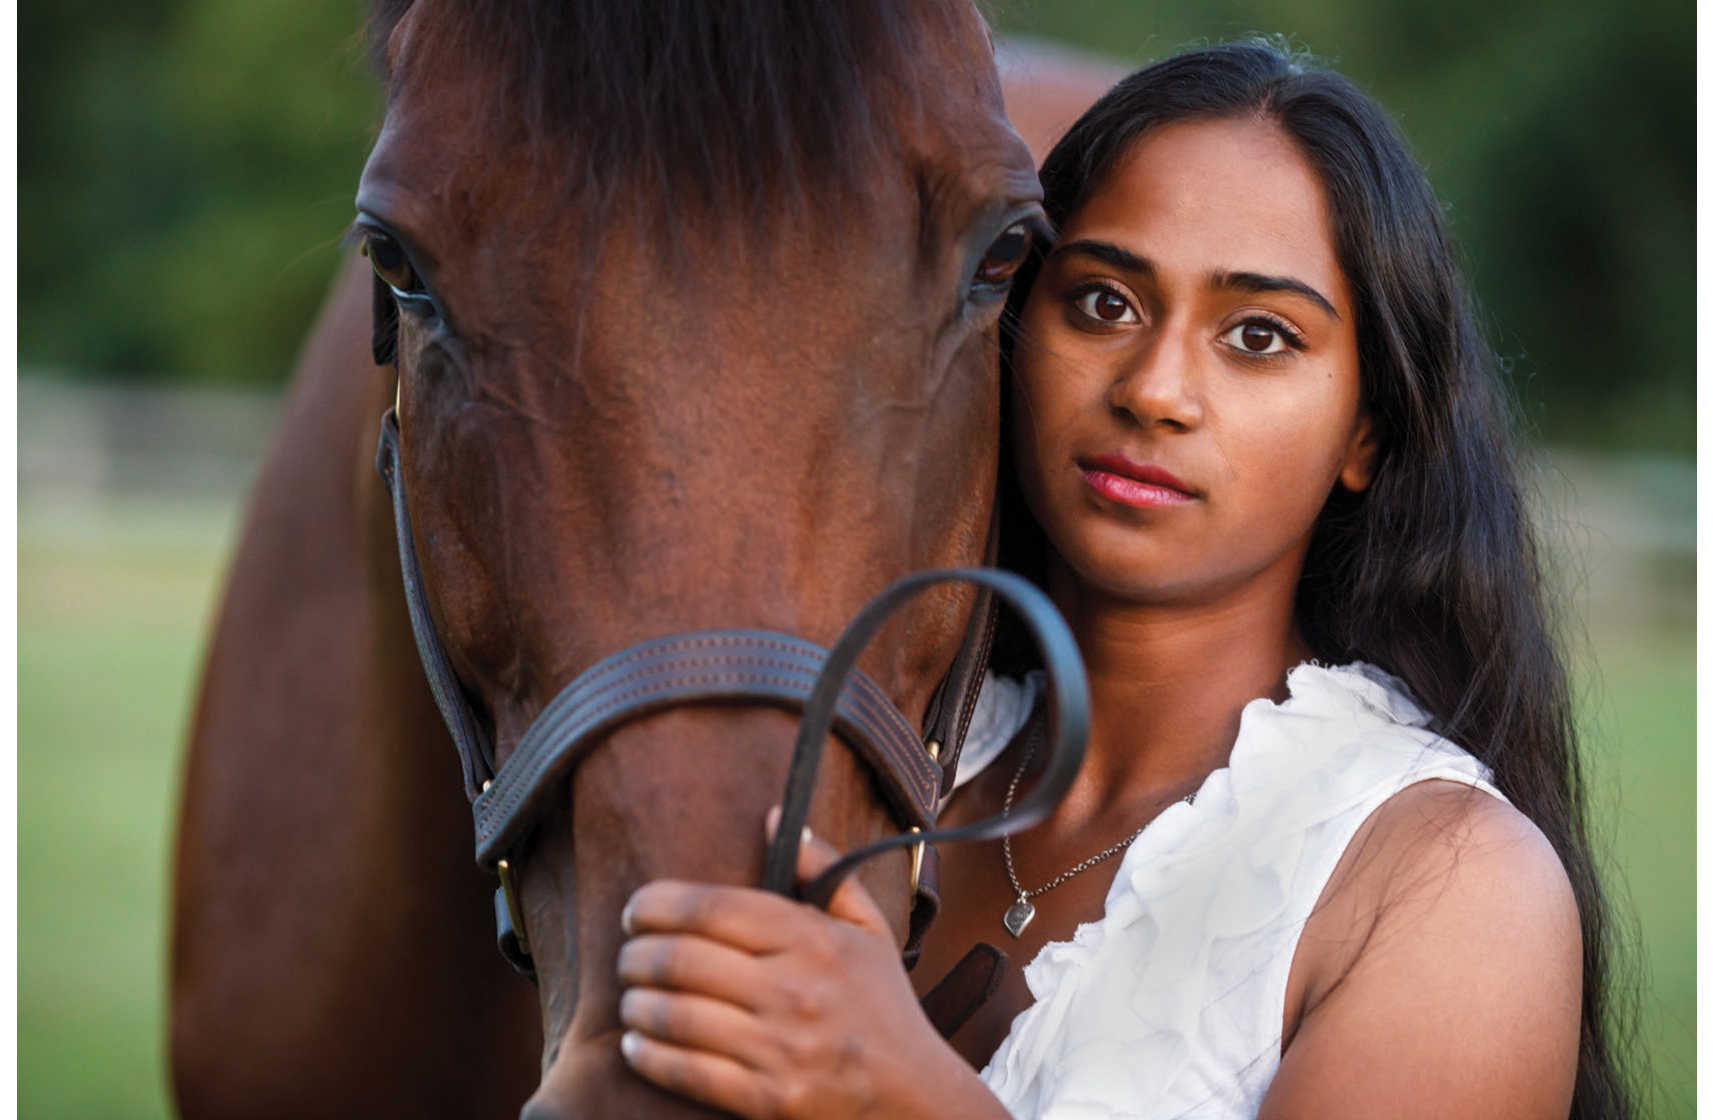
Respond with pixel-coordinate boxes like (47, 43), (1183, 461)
(374, 406), (1089, 980)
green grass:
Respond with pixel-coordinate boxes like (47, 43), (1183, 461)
(18, 499), (236, 1120)
(1580, 635), (1697, 1118)
(16, 483), (1694, 1118)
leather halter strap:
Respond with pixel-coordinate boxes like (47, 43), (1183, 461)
(375, 406), (1088, 979)
(376, 409), (496, 799)
(377, 410), (938, 848)
(473, 630), (939, 871)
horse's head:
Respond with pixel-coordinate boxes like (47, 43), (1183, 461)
(356, 2), (1040, 1113)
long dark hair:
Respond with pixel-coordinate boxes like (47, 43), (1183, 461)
(998, 39), (1634, 1119)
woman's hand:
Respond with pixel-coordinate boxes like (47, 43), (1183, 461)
(616, 812), (1007, 1120)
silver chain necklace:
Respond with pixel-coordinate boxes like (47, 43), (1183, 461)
(999, 722), (1195, 938)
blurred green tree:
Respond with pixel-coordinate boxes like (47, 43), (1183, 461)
(17, 0), (1692, 454)
(19, 0), (378, 385)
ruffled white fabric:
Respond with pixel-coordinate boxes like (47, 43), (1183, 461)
(961, 661), (1504, 1120)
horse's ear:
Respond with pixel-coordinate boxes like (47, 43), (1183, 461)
(372, 272), (399, 369)
(364, 0), (413, 78)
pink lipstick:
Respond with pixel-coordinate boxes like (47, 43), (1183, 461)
(1079, 453), (1197, 508)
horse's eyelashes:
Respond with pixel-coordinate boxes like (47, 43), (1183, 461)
(371, 273), (399, 368)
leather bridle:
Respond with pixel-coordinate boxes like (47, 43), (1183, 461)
(374, 406), (1088, 979)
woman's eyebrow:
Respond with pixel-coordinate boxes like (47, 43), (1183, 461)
(1049, 238), (1154, 279)
(1049, 241), (1340, 322)
(1212, 270), (1340, 320)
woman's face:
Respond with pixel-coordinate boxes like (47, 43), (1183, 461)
(1011, 115), (1377, 613)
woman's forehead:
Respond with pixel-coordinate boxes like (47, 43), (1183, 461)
(1061, 117), (1348, 307)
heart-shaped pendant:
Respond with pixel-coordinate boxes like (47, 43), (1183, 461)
(1003, 899), (1035, 938)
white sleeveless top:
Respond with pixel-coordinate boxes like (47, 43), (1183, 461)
(954, 662), (1505, 1120)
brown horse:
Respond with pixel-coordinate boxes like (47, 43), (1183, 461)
(170, 7), (1119, 1118)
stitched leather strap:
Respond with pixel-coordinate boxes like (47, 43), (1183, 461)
(472, 630), (935, 872)
(378, 409), (951, 870)
(921, 577), (998, 799)
(375, 406), (1088, 991)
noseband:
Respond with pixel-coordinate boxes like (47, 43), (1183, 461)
(375, 408), (1088, 978)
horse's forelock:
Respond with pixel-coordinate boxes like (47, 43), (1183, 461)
(367, 0), (977, 234)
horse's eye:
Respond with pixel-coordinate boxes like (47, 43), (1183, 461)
(364, 230), (423, 296)
(972, 223), (1033, 291)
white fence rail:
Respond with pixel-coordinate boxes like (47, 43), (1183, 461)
(19, 376), (282, 505)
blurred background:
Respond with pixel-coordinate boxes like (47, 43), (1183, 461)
(17, 0), (1693, 1117)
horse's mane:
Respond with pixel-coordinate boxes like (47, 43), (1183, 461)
(366, 0), (966, 232)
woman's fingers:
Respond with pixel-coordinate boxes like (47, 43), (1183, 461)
(623, 811), (898, 948)
(772, 807), (895, 939)
(620, 1028), (776, 1119)
(616, 932), (770, 1012)
(616, 809), (928, 1119)
(623, 878), (811, 953)
(619, 985), (776, 1069)
(618, 981), (899, 1120)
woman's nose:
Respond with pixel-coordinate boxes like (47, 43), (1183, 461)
(1106, 328), (1203, 430)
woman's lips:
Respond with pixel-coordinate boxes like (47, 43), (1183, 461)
(1079, 453), (1197, 508)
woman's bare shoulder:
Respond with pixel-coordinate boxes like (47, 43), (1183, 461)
(1365, 778), (1574, 898)
(1267, 779), (1581, 1120)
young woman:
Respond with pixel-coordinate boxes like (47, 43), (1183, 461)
(612, 40), (1632, 1120)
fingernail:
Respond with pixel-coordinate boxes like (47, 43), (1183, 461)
(620, 1030), (643, 1063)
(620, 894), (637, 937)
(802, 824), (814, 845)
(765, 805), (782, 837)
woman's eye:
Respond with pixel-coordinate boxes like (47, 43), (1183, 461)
(972, 223), (1033, 290)
(364, 230), (423, 296)
(1072, 287), (1139, 325)
(1220, 320), (1296, 355)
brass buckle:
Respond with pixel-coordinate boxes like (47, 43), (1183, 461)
(908, 740), (941, 895)
(496, 858), (531, 958)
(483, 781), (531, 957)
